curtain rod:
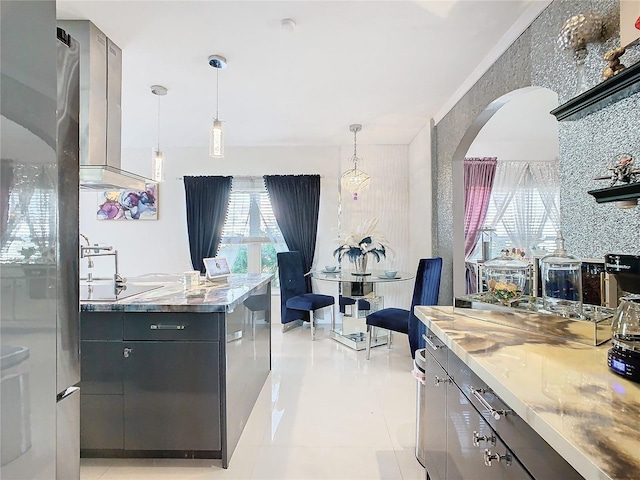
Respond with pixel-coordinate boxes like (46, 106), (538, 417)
(176, 174), (325, 180)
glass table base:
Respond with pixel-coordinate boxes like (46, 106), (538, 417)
(329, 329), (388, 351)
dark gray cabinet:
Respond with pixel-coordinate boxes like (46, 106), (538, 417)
(80, 311), (223, 455)
(423, 349), (447, 480)
(80, 281), (272, 468)
(422, 326), (582, 480)
(80, 313), (124, 450)
(123, 341), (221, 451)
(424, 345), (531, 479)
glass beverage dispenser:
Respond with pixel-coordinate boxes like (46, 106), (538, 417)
(484, 249), (529, 306)
(541, 233), (583, 318)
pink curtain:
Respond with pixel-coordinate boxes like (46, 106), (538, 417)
(464, 157), (497, 259)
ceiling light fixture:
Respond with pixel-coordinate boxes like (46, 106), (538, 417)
(281, 18), (296, 32)
(151, 84), (167, 182)
(208, 54), (227, 158)
(341, 124), (370, 201)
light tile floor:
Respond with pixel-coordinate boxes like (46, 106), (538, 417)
(80, 307), (424, 480)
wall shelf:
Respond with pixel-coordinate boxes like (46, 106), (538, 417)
(587, 182), (640, 206)
(550, 61), (640, 121)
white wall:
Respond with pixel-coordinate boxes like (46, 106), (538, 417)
(408, 122), (433, 266)
(79, 141), (428, 310)
(80, 145), (340, 278)
(339, 144), (412, 308)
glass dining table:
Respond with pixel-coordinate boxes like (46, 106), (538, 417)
(311, 268), (414, 350)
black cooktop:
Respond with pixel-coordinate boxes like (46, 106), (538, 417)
(80, 283), (162, 302)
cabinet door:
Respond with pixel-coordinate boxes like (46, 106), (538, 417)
(423, 352), (447, 480)
(123, 341), (221, 451)
(446, 383), (532, 480)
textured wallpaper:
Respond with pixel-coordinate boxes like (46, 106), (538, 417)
(434, 0), (640, 304)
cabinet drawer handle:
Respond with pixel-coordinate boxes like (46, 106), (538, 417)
(483, 449), (511, 467)
(123, 348), (133, 358)
(471, 387), (511, 420)
(472, 430), (496, 447)
(150, 324), (186, 330)
(434, 375), (451, 386)
(422, 334), (444, 350)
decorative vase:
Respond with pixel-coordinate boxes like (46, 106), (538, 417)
(353, 254), (368, 274)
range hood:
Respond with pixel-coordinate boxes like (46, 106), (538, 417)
(58, 20), (153, 191)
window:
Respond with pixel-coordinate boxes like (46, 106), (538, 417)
(473, 161), (560, 261)
(1, 166), (56, 263)
(217, 177), (286, 284)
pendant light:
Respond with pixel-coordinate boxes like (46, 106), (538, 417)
(208, 54), (227, 158)
(151, 85), (167, 182)
(340, 124), (370, 200)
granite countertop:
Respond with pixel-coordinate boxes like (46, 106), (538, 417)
(80, 273), (273, 313)
(415, 305), (640, 480)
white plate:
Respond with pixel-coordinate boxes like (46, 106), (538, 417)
(377, 275), (400, 279)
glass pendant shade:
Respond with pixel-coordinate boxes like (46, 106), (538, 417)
(209, 119), (224, 158)
(152, 148), (164, 182)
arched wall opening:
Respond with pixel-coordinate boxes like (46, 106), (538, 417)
(450, 86), (559, 299)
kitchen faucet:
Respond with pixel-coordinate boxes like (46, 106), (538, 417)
(79, 234), (95, 282)
(80, 237), (126, 285)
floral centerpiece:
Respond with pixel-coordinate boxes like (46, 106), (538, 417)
(333, 218), (390, 274)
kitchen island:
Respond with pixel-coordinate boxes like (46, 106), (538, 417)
(415, 305), (640, 480)
(80, 273), (272, 468)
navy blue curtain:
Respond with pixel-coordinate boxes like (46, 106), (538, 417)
(264, 175), (320, 291)
(183, 175), (232, 273)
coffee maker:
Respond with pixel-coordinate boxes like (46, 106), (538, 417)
(604, 254), (640, 306)
(605, 254), (640, 382)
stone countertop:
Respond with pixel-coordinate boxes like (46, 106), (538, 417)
(80, 273), (273, 313)
(414, 305), (640, 480)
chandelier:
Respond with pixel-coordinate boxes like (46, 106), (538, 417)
(341, 124), (370, 200)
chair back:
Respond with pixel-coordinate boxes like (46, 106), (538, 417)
(277, 251), (308, 323)
(409, 258), (443, 356)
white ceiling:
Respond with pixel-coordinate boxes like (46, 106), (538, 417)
(56, 0), (549, 150)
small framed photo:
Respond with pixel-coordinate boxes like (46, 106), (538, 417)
(203, 257), (231, 281)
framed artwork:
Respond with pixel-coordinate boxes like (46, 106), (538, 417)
(97, 183), (158, 220)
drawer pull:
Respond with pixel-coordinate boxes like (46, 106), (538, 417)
(484, 449), (511, 467)
(150, 324), (186, 330)
(434, 375), (451, 386)
(471, 387), (511, 420)
(472, 430), (496, 447)
(422, 334), (444, 350)
(123, 348), (133, 358)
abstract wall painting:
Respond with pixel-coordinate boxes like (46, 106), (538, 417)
(97, 183), (158, 220)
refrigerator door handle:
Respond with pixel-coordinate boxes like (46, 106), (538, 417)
(57, 386), (80, 402)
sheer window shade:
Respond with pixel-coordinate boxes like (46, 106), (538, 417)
(480, 161), (559, 258)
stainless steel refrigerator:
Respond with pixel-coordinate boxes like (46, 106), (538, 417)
(1, 1), (81, 479)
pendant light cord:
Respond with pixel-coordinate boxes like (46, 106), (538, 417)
(216, 66), (220, 120)
(157, 94), (161, 150)
(352, 129), (358, 170)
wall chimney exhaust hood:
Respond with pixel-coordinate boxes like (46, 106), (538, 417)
(58, 20), (153, 191)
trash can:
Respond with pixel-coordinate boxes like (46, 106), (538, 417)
(413, 348), (426, 467)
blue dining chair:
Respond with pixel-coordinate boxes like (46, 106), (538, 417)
(277, 251), (335, 340)
(365, 257), (442, 359)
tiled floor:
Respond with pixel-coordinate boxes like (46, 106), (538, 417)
(80, 307), (424, 480)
